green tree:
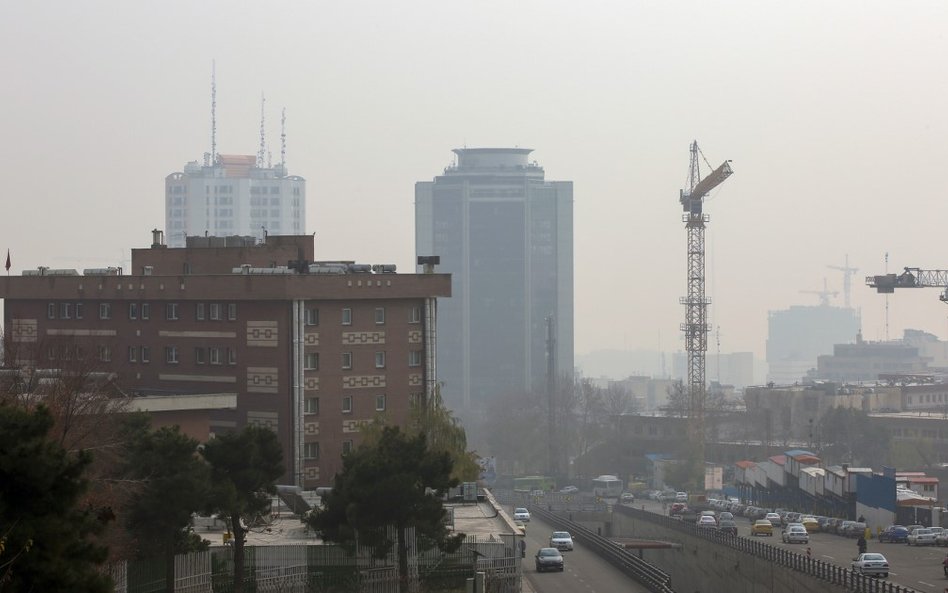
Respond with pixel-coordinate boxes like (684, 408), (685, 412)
(124, 425), (211, 592)
(409, 384), (479, 482)
(0, 404), (111, 592)
(818, 407), (890, 466)
(307, 426), (463, 586)
(202, 425), (284, 593)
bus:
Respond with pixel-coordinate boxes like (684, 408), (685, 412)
(513, 475), (555, 493)
(591, 474), (623, 498)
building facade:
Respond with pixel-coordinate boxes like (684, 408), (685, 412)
(766, 305), (861, 384)
(0, 233), (449, 488)
(415, 148), (573, 413)
(165, 155), (305, 248)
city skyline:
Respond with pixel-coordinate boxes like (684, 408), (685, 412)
(3, 1), (948, 361)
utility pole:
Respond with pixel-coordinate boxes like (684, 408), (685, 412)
(546, 315), (557, 478)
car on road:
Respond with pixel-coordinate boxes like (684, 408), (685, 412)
(800, 516), (819, 532)
(549, 531), (574, 551)
(878, 525), (909, 544)
(781, 525), (809, 544)
(675, 492), (688, 502)
(765, 512), (782, 527)
(751, 520), (774, 536)
(669, 502), (687, 516)
(718, 519), (738, 536)
(514, 508), (530, 522)
(559, 485), (579, 494)
(907, 527), (937, 546)
(718, 511), (734, 522)
(535, 547), (564, 572)
(698, 515), (717, 529)
(851, 553), (889, 578)
(620, 492), (635, 503)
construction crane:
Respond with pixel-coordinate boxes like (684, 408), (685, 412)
(829, 255), (859, 309)
(678, 141), (732, 487)
(867, 267), (948, 303)
(800, 278), (839, 307)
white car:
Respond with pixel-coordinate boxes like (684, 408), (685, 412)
(513, 508), (530, 522)
(549, 531), (574, 551)
(765, 512), (782, 527)
(675, 492), (688, 502)
(559, 485), (579, 494)
(907, 527), (936, 546)
(781, 525), (809, 544)
(697, 515), (717, 529)
(852, 553), (889, 578)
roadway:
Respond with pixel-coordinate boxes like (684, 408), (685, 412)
(633, 498), (948, 592)
(514, 508), (652, 593)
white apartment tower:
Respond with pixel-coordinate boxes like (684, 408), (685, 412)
(165, 156), (305, 248)
(415, 148), (574, 413)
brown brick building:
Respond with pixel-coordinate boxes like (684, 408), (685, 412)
(0, 232), (450, 488)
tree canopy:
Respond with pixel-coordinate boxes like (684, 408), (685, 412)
(308, 426), (463, 583)
(0, 404), (111, 592)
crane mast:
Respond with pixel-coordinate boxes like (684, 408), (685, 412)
(679, 141), (732, 489)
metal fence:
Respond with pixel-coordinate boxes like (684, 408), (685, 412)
(111, 533), (520, 593)
(614, 505), (923, 593)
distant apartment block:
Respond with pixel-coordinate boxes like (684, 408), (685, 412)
(766, 305), (861, 384)
(415, 148), (573, 411)
(0, 232), (449, 488)
(166, 155), (305, 248)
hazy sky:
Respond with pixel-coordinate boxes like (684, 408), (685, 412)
(3, 1), (947, 360)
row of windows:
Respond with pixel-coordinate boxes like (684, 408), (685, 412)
(306, 307), (422, 326)
(304, 351), (422, 371)
(303, 440), (354, 460)
(303, 394), (386, 416)
(48, 302), (238, 322)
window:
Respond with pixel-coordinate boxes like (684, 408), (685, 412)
(305, 308), (319, 326)
(341, 308), (352, 325)
(166, 303), (179, 320)
(141, 303), (149, 320)
(210, 303), (222, 320)
(99, 303), (112, 320)
(129, 303), (138, 320)
(47, 303), (56, 319)
(304, 442), (320, 460)
(409, 351), (423, 367)
(376, 394), (386, 411)
(305, 397), (319, 414)
(128, 346), (137, 362)
(227, 348), (236, 365)
(75, 303), (84, 319)
(227, 303), (237, 320)
(342, 440), (353, 455)
(342, 396), (352, 413)
(97, 345), (111, 362)
(60, 303), (72, 319)
(141, 346), (150, 363)
(60, 345), (72, 361)
(342, 352), (352, 370)
(47, 345), (56, 360)
(305, 352), (319, 371)
(375, 307), (385, 324)
(410, 306), (422, 323)
(195, 347), (206, 365)
(209, 347), (221, 365)
(375, 352), (386, 369)
(165, 346), (179, 364)
(196, 303), (205, 320)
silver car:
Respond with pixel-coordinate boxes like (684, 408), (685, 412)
(781, 525), (809, 544)
(852, 553), (889, 578)
(549, 531), (574, 551)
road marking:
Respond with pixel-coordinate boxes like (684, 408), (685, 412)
(917, 580), (935, 588)
(821, 554), (835, 560)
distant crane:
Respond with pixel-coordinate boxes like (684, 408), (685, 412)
(800, 278), (839, 307)
(678, 140), (732, 486)
(828, 255), (859, 309)
(867, 267), (948, 303)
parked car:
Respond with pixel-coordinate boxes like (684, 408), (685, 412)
(936, 530), (948, 547)
(698, 515), (717, 529)
(718, 511), (734, 521)
(514, 508), (530, 522)
(675, 492), (688, 502)
(837, 521), (857, 537)
(549, 531), (574, 551)
(534, 547), (564, 572)
(718, 519), (738, 536)
(801, 516), (819, 532)
(515, 520), (527, 535)
(784, 512), (802, 526)
(878, 525), (909, 544)
(907, 527), (937, 546)
(781, 525), (809, 544)
(847, 522), (868, 538)
(851, 552), (889, 578)
(559, 485), (579, 494)
(765, 513), (782, 527)
(751, 520), (774, 536)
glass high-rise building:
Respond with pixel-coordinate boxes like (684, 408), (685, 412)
(415, 148), (573, 412)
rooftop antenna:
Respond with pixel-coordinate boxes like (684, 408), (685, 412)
(280, 107), (287, 167)
(210, 60), (217, 166)
(257, 92), (266, 168)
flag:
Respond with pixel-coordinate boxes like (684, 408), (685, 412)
(4, 249), (9, 272)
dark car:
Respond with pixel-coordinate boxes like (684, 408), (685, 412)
(718, 519), (738, 536)
(535, 547), (564, 572)
(879, 525), (909, 544)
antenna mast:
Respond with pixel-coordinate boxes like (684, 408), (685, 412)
(210, 61), (217, 166)
(280, 107), (287, 168)
(257, 92), (266, 168)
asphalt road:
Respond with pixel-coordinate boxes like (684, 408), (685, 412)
(515, 508), (652, 593)
(633, 498), (948, 592)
